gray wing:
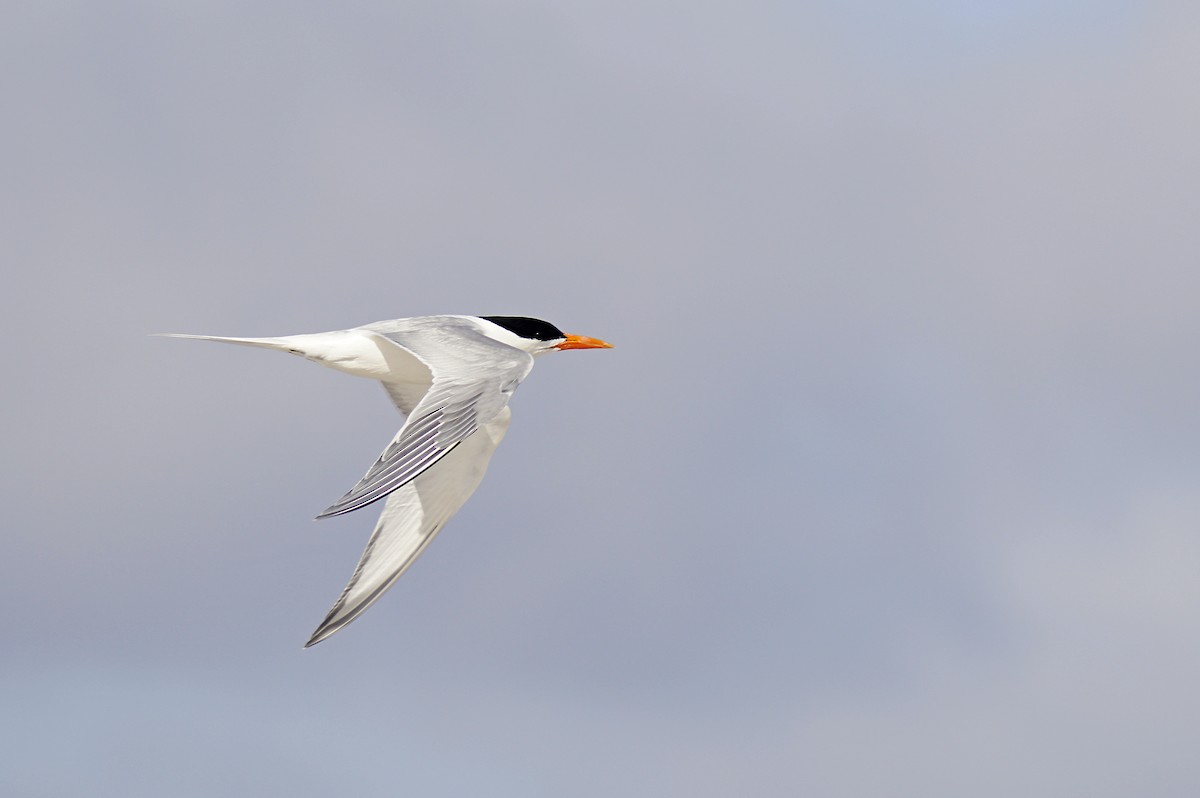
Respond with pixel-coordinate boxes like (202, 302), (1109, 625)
(305, 408), (513, 646)
(315, 323), (532, 519)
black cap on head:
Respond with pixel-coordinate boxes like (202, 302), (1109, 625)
(480, 316), (565, 342)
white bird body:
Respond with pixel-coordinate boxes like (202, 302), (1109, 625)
(161, 315), (611, 646)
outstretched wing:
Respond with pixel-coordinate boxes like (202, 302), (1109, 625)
(305, 408), (513, 646)
(315, 322), (533, 519)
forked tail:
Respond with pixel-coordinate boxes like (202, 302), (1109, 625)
(153, 333), (302, 354)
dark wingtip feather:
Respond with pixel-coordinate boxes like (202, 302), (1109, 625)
(314, 495), (367, 520)
(305, 612), (347, 647)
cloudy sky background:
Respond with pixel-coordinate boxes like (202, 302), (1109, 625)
(4, 2), (1200, 795)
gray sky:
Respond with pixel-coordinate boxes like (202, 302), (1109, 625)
(4, 2), (1200, 795)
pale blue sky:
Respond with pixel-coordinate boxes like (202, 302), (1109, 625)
(3, 2), (1200, 796)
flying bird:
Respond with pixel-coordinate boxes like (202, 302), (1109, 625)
(162, 315), (612, 646)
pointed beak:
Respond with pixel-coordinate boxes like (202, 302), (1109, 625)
(555, 334), (614, 351)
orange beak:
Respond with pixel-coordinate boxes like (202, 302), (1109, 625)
(555, 333), (614, 351)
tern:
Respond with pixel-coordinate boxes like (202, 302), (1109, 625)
(162, 315), (612, 646)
